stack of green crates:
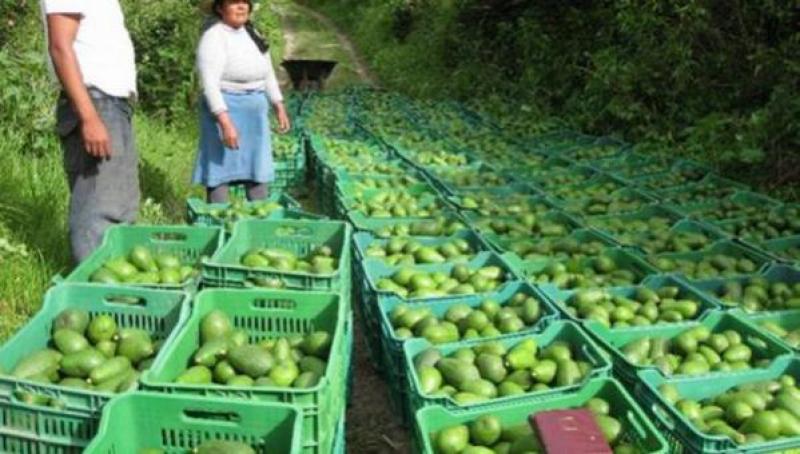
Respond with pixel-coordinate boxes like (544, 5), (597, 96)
(83, 392), (303, 453)
(0, 284), (190, 451)
(141, 288), (349, 453)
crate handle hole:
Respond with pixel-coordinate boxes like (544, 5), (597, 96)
(183, 409), (241, 424)
(252, 298), (297, 310)
(104, 295), (146, 306)
(150, 232), (189, 242)
(275, 226), (314, 237)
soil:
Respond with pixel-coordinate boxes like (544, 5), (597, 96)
(274, 4), (411, 451)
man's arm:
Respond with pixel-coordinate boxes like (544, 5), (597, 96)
(47, 13), (111, 158)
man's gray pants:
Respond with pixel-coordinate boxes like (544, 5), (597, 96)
(56, 89), (140, 264)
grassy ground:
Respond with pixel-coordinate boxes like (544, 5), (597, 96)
(0, 2), (284, 341)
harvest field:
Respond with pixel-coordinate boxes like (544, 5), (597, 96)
(1, 1), (799, 453)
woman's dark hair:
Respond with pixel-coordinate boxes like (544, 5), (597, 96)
(212, 0), (270, 53)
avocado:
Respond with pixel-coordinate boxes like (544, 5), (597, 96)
(228, 345), (274, 379)
(53, 329), (90, 355)
(53, 309), (90, 335)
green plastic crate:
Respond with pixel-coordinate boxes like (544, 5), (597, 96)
(513, 155), (577, 179)
(423, 161), (518, 196)
(691, 264), (800, 313)
(62, 225), (224, 290)
(360, 251), (519, 305)
(761, 235), (800, 264)
(0, 398), (99, 453)
(540, 274), (721, 329)
(272, 209), (327, 221)
(633, 159), (710, 191)
(414, 378), (668, 454)
(403, 321), (611, 414)
(270, 168), (298, 193)
(621, 219), (729, 256)
(341, 185), (445, 226)
(464, 209), (585, 240)
(507, 246), (659, 291)
(657, 174), (749, 205)
(376, 282), (560, 423)
(485, 228), (619, 261)
(186, 192), (301, 226)
(675, 191), (782, 222)
(332, 407), (345, 454)
(643, 239), (774, 281)
(544, 174), (629, 202)
(712, 204), (800, 244)
(587, 310), (791, 386)
(141, 288), (347, 454)
(392, 144), (480, 171)
(347, 209), (469, 237)
(334, 174), (424, 201)
(529, 165), (599, 192)
(83, 392), (302, 453)
(528, 130), (599, 153)
(590, 152), (674, 180)
(231, 144), (305, 195)
(0, 284), (190, 413)
(444, 188), (554, 216)
(748, 309), (800, 353)
(561, 187), (658, 218)
(201, 219), (352, 291)
(320, 163), (416, 217)
(352, 229), (491, 264)
(586, 205), (686, 243)
(563, 137), (629, 162)
(502, 160), (584, 185)
(635, 356), (800, 453)
(491, 150), (552, 172)
(342, 306), (355, 408)
(337, 181), (439, 206)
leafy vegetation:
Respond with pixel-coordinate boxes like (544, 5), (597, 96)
(304, 0), (800, 196)
(0, 0), (284, 340)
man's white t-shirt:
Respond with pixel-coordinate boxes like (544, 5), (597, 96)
(40, 0), (137, 98)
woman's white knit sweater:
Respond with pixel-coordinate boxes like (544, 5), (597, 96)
(197, 21), (283, 114)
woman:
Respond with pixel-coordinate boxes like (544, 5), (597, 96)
(193, 0), (291, 203)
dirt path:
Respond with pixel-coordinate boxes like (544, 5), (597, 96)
(270, 2), (376, 91)
(291, 3), (377, 86)
(270, 3), (412, 452)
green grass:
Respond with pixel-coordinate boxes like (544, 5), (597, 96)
(0, 114), (208, 340)
(0, 1), (317, 342)
(136, 114), (203, 223)
(0, 138), (68, 340)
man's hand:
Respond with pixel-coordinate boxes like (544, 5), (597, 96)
(81, 115), (112, 158)
(274, 102), (291, 134)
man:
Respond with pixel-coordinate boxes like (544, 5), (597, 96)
(41, 0), (139, 263)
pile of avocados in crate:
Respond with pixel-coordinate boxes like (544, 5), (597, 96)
(4, 86), (800, 453)
(307, 87), (800, 453)
(0, 95), (349, 454)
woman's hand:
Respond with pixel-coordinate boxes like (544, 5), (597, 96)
(274, 102), (291, 134)
(216, 112), (240, 150)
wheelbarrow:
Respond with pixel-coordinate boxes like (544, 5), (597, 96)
(281, 59), (338, 91)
